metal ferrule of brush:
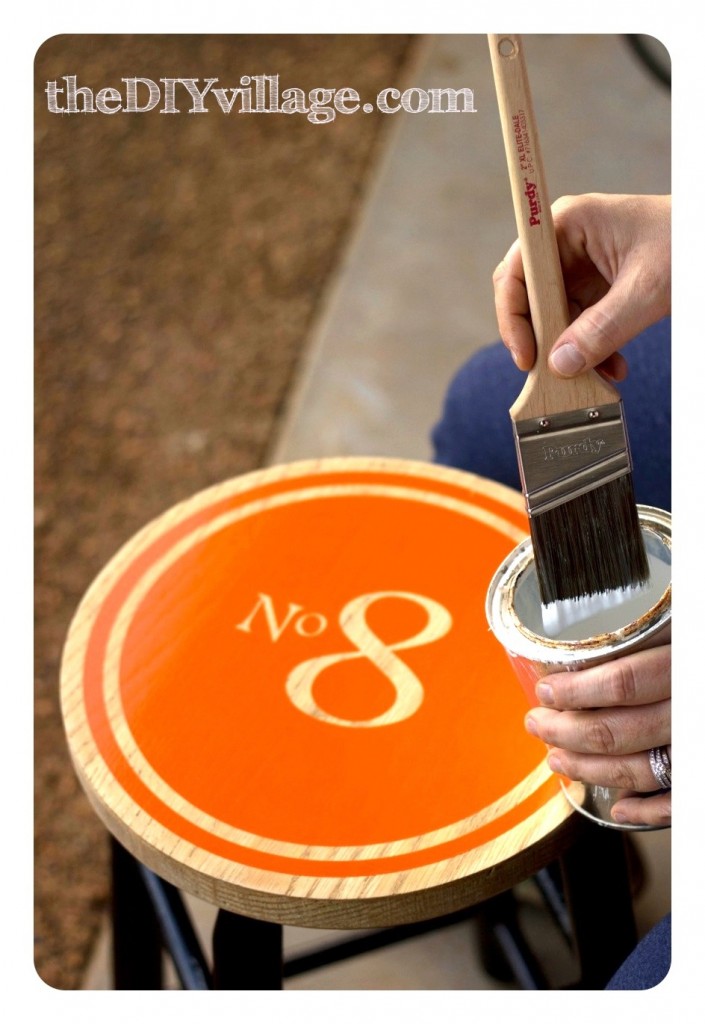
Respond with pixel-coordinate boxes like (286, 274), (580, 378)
(514, 401), (632, 518)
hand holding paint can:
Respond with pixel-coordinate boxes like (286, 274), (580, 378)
(485, 505), (671, 831)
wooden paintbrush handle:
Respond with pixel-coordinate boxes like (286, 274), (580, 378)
(488, 34), (618, 420)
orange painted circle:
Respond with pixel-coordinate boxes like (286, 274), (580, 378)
(64, 459), (566, 889)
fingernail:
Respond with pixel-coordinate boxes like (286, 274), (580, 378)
(547, 753), (564, 774)
(525, 716), (538, 736)
(550, 343), (586, 376)
(536, 682), (554, 705)
(613, 812), (628, 824)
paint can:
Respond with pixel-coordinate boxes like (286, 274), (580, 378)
(485, 505), (671, 831)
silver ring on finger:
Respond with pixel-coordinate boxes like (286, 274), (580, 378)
(648, 746), (671, 790)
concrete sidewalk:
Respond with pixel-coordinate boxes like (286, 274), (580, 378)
(83, 33), (671, 990)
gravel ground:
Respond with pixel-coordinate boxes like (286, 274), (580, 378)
(35, 33), (415, 989)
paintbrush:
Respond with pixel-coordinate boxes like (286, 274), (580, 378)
(487, 34), (649, 606)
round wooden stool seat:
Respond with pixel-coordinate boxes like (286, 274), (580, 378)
(61, 457), (582, 931)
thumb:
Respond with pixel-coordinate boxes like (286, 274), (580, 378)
(549, 274), (664, 377)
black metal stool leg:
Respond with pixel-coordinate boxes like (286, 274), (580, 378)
(212, 909), (283, 989)
(111, 837), (163, 989)
(138, 866), (212, 989)
(559, 825), (638, 989)
(475, 890), (550, 989)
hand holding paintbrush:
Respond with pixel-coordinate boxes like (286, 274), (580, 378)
(488, 35), (650, 606)
(493, 193), (671, 383)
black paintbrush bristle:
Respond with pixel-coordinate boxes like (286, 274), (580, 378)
(530, 474), (650, 605)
